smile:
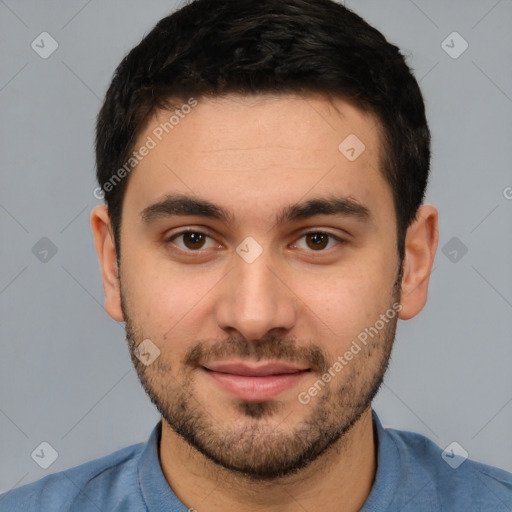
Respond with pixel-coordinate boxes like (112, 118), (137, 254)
(201, 363), (311, 401)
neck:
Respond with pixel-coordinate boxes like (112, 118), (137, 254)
(159, 407), (377, 512)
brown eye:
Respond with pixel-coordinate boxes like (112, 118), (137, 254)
(182, 232), (206, 250)
(293, 231), (343, 252)
(167, 231), (216, 251)
(305, 232), (329, 250)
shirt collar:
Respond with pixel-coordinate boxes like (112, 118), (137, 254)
(138, 409), (401, 512)
(138, 421), (190, 512)
(359, 409), (402, 511)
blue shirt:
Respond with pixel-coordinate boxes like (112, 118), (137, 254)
(1, 409), (511, 511)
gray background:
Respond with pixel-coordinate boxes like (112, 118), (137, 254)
(1, 0), (511, 494)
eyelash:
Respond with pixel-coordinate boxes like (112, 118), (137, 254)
(164, 228), (345, 253)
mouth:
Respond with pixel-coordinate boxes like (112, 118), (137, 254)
(203, 361), (310, 376)
(201, 361), (311, 401)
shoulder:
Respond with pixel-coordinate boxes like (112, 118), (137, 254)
(386, 425), (512, 509)
(0, 442), (145, 512)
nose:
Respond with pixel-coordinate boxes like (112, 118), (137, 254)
(214, 248), (298, 342)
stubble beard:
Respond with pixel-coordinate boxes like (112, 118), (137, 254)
(122, 266), (402, 481)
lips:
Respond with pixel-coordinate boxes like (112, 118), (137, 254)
(201, 361), (311, 401)
(202, 362), (310, 376)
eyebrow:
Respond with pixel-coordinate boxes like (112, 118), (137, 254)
(140, 193), (372, 227)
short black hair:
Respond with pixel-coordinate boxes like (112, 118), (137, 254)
(95, 0), (430, 265)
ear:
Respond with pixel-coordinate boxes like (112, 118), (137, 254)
(90, 205), (124, 322)
(398, 204), (439, 320)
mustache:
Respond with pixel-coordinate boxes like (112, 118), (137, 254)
(183, 333), (330, 374)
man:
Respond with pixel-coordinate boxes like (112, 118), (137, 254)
(2, 0), (511, 510)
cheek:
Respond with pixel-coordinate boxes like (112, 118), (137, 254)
(297, 259), (393, 348)
(122, 248), (218, 335)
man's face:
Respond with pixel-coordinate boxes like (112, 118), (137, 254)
(117, 94), (402, 479)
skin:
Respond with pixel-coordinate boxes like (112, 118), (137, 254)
(91, 93), (438, 512)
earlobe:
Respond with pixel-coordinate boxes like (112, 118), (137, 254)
(90, 205), (124, 322)
(398, 205), (439, 321)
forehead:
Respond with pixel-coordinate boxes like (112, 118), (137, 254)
(123, 93), (393, 226)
